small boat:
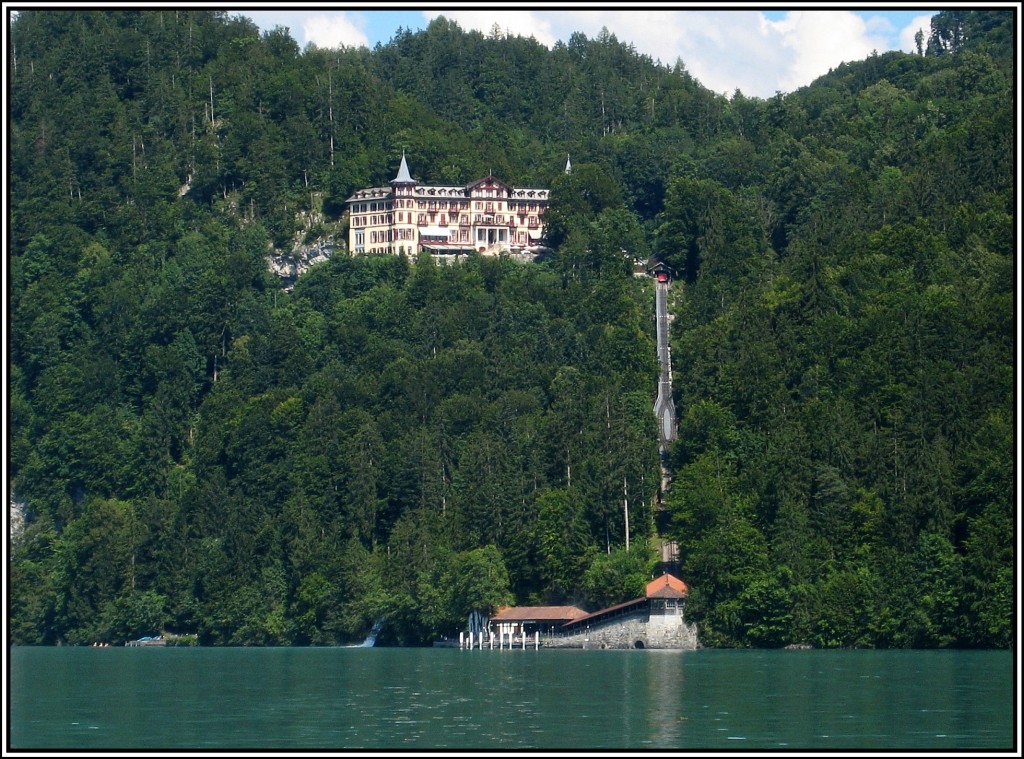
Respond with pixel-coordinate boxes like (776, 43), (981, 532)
(125, 635), (166, 647)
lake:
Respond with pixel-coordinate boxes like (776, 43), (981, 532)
(8, 646), (1014, 751)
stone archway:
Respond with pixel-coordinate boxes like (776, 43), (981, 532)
(634, 640), (645, 649)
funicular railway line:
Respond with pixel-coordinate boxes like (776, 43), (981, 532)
(654, 277), (677, 450)
(651, 265), (679, 572)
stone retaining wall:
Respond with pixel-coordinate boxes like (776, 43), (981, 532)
(543, 613), (699, 650)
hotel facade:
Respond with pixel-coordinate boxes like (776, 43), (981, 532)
(345, 154), (552, 256)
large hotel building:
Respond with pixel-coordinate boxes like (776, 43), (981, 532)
(345, 153), (554, 256)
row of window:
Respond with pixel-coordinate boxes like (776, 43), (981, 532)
(352, 214), (541, 228)
(368, 196), (544, 212)
(388, 199), (543, 212)
(357, 228), (536, 246)
(350, 214), (394, 227)
(350, 201), (389, 213)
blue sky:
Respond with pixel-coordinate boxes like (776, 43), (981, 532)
(240, 7), (941, 98)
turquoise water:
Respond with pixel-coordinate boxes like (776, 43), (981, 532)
(8, 647), (1014, 750)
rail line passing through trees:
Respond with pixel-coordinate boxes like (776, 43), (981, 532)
(654, 279), (676, 451)
(652, 274), (680, 571)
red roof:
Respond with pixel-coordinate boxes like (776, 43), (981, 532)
(491, 606), (588, 623)
(645, 573), (688, 599)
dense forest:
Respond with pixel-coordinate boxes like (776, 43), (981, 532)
(7, 10), (1015, 648)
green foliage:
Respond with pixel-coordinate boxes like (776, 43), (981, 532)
(536, 489), (595, 602)
(443, 545), (514, 622)
(545, 163), (625, 250)
(7, 9), (1013, 649)
(582, 548), (656, 609)
(99, 590), (169, 643)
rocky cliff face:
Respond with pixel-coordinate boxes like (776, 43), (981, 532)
(10, 489), (25, 544)
(266, 201), (343, 289)
(267, 239), (339, 290)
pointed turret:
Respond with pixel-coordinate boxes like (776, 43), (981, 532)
(393, 150), (414, 184)
(565, 154), (572, 174)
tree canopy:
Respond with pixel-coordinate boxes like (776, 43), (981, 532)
(8, 10), (1014, 648)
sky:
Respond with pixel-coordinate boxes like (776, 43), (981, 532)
(240, 6), (941, 99)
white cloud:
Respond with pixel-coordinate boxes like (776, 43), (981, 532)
(764, 11), (889, 93)
(419, 10), (902, 98)
(303, 13), (369, 50)
(244, 9), (936, 98)
(899, 15), (935, 53)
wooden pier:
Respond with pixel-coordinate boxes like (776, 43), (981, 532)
(458, 630), (542, 650)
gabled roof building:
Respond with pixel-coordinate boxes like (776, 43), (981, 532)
(345, 153), (551, 256)
(468, 573), (698, 650)
(490, 605), (589, 637)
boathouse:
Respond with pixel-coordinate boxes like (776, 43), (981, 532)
(489, 605), (588, 639)
(549, 572), (698, 649)
(462, 573), (698, 650)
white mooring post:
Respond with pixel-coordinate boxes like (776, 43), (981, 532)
(489, 630), (494, 650)
(535, 631), (539, 650)
(459, 632), (464, 649)
(522, 631), (526, 650)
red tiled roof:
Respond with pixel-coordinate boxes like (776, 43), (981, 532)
(491, 606), (588, 622)
(645, 573), (688, 599)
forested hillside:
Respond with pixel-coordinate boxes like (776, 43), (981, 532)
(7, 10), (1014, 648)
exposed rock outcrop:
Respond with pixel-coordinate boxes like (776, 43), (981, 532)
(267, 239), (338, 290)
(10, 489), (26, 544)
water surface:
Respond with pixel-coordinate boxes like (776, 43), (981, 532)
(9, 646), (1013, 750)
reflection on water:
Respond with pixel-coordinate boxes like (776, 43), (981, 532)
(10, 647), (1013, 750)
(642, 650), (686, 747)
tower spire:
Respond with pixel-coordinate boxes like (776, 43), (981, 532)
(393, 150), (413, 183)
(565, 153), (572, 174)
